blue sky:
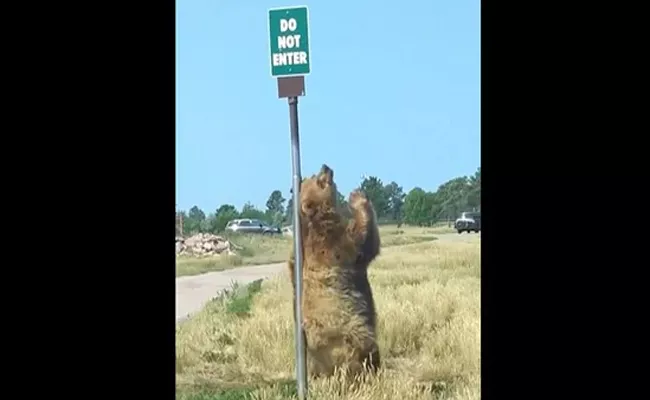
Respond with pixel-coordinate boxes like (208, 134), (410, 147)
(176, 0), (480, 213)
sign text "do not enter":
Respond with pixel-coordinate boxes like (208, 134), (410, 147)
(268, 6), (311, 77)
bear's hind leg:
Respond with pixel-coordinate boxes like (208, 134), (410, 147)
(307, 349), (334, 378)
(362, 347), (381, 373)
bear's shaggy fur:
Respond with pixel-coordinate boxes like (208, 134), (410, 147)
(287, 164), (381, 377)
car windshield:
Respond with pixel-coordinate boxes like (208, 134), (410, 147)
(465, 212), (480, 219)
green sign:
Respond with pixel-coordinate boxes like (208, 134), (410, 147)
(268, 6), (311, 77)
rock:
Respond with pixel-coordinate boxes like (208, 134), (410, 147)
(175, 233), (239, 257)
(184, 236), (199, 247)
(214, 241), (229, 253)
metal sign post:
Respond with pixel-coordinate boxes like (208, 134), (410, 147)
(288, 93), (307, 399)
(268, 5), (311, 399)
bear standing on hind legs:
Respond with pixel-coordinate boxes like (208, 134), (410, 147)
(287, 164), (381, 378)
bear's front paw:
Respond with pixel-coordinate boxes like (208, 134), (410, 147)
(349, 190), (369, 210)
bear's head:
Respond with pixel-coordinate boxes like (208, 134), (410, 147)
(299, 164), (338, 218)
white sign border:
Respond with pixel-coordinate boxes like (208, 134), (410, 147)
(268, 5), (312, 79)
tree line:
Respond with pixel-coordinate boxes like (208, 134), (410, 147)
(176, 167), (480, 235)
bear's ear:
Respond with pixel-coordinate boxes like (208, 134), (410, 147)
(317, 164), (334, 188)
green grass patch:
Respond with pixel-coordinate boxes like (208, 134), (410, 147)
(197, 279), (266, 319)
(224, 279), (263, 317)
(176, 255), (244, 277)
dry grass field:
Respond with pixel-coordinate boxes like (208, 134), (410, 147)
(176, 224), (457, 277)
(175, 226), (480, 399)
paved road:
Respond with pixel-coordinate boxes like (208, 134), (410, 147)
(175, 232), (479, 323)
(176, 262), (286, 323)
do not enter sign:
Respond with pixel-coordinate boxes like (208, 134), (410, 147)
(268, 6), (311, 78)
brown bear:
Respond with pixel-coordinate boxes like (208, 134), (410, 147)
(287, 164), (381, 377)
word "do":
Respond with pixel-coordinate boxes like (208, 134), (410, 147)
(280, 18), (297, 32)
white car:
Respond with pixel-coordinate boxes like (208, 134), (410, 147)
(455, 212), (481, 234)
(225, 219), (281, 235)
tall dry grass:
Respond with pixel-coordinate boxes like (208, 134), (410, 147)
(176, 231), (480, 399)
